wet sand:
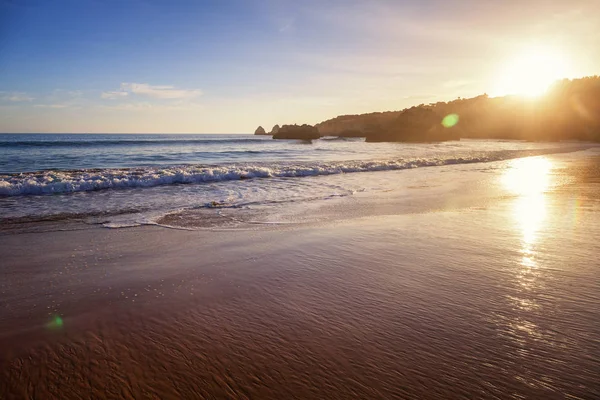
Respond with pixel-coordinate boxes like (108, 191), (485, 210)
(1, 152), (599, 399)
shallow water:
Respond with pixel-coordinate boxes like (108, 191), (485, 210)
(0, 134), (594, 229)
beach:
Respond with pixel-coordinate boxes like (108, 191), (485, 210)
(3, 0), (600, 397)
(1, 149), (599, 399)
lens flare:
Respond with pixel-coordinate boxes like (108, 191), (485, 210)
(492, 45), (572, 97)
(442, 114), (459, 128)
(47, 315), (64, 329)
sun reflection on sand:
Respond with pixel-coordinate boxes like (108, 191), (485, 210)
(513, 194), (547, 248)
(502, 157), (552, 197)
(501, 157), (553, 341)
(502, 157), (552, 249)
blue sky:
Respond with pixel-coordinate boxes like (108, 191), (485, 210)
(1, 0), (599, 133)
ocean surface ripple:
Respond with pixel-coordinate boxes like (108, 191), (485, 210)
(0, 134), (595, 226)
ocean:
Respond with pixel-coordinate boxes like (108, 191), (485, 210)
(0, 134), (594, 228)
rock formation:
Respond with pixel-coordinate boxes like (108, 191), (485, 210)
(254, 126), (267, 135)
(366, 107), (461, 143)
(317, 76), (600, 142)
(273, 124), (320, 140)
(269, 125), (280, 135)
(316, 113), (399, 136)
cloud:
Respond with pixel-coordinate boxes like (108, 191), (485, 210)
(100, 101), (204, 112)
(101, 91), (129, 100)
(278, 17), (295, 32)
(1, 92), (34, 102)
(119, 83), (202, 99)
(31, 90), (85, 109)
(60, 90), (83, 98)
(101, 102), (153, 111)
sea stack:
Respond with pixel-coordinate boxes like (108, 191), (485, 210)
(254, 126), (267, 135)
(269, 124), (280, 135)
(273, 124), (320, 140)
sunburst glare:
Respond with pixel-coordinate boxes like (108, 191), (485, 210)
(492, 46), (572, 97)
(502, 157), (552, 197)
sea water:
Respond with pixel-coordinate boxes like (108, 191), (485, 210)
(0, 134), (593, 226)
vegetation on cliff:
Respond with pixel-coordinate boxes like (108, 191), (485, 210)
(366, 107), (461, 142)
(317, 76), (600, 142)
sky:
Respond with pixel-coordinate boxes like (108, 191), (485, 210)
(0, 0), (599, 133)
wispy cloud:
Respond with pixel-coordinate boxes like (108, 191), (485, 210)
(101, 91), (129, 100)
(100, 100), (203, 111)
(1, 92), (34, 102)
(278, 17), (295, 33)
(31, 90), (86, 109)
(56, 90), (83, 98)
(101, 102), (153, 111)
(118, 83), (202, 99)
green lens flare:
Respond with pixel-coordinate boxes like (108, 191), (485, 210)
(47, 315), (64, 329)
(442, 114), (459, 128)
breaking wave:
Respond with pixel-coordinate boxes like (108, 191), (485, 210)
(0, 148), (583, 196)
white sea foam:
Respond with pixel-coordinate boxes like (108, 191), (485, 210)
(0, 148), (585, 197)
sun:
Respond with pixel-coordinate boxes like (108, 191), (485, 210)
(492, 46), (571, 97)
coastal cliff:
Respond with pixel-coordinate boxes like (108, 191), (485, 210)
(259, 76), (600, 142)
(315, 76), (600, 142)
(366, 107), (461, 142)
(273, 124), (320, 140)
(315, 112), (399, 137)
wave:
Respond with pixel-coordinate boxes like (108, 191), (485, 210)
(0, 148), (579, 196)
(0, 138), (269, 148)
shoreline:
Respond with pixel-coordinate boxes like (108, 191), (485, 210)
(2, 146), (596, 236)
